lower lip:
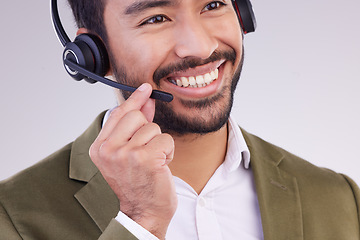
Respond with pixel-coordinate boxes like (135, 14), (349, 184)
(162, 63), (226, 99)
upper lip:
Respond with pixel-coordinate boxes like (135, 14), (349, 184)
(166, 60), (225, 80)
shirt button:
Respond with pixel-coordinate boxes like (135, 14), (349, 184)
(198, 197), (206, 207)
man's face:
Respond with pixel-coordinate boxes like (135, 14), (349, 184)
(103, 0), (244, 136)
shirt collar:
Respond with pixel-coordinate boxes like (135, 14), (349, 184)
(224, 114), (251, 171)
(102, 107), (114, 128)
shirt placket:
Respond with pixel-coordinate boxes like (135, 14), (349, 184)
(195, 192), (222, 240)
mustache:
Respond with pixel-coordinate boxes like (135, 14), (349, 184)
(153, 49), (237, 86)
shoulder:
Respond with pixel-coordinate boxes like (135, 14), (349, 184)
(0, 142), (81, 205)
(241, 128), (360, 233)
(241, 127), (349, 180)
(0, 110), (106, 200)
(0, 111), (106, 207)
(0, 140), (100, 238)
(241, 127), (360, 198)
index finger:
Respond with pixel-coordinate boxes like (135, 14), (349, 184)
(98, 83), (153, 141)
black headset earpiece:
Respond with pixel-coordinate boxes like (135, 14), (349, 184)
(63, 33), (110, 83)
(232, 0), (257, 34)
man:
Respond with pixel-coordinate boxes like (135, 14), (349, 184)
(0, 0), (359, 239)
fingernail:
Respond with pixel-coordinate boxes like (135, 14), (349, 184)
(137, 83), (149, 92)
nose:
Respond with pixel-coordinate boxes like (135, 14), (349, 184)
(173, 18), (218, 60)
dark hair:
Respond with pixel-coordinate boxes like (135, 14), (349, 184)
(67, 0), (108, 42)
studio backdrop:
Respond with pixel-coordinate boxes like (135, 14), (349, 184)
(0, 0), (359, 184)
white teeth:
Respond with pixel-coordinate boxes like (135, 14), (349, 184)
(204, 73), (212, 84)
(176, 79), (182, 87)
(195, 75), (205, 85)
(181, 77), (189, 87)
(172, 68), (219, 88)
(188, 76), (196, 86)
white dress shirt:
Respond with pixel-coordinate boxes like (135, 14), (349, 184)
(102, 110), (264, 239)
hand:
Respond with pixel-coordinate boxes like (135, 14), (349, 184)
(89, 83), (177, 239)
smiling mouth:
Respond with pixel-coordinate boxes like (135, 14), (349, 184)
(167, 67), (220, 88)
(167, 68), (219, 88)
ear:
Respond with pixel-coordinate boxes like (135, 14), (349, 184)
(76, 28), (89, 35)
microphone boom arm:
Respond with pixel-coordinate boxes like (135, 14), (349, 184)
(64, 59), (173, 102)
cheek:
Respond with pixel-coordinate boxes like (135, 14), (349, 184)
(127, 37), (169, 67)
(107, 30), (172, 83)
(208, 12), (243, 55)
(103, 8), (164, 82)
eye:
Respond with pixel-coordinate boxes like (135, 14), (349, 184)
(139, 15), (170, 26)
(203, 1), (226, 12)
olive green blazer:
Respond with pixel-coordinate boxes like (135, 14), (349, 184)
(1, 112), (359, 239)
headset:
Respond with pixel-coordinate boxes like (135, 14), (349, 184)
(51, 0), (256, 102)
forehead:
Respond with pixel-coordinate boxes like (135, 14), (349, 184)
(108, 0), (189, 13)
(125, 0), (180, 14)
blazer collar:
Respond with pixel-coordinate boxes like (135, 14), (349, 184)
(242, 129), (304, 240)
(69, 112), (104, 182)
(69, 111), (120, 232)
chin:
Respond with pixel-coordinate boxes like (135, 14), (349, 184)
(153, 84), (234, 136)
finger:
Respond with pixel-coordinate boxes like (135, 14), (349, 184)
(129, 122), (162, 147)
(145, 134), (175, 165)
(97, 83), (153, 142)
(140, 97), (155, 123)
(103, 110), (149, 150)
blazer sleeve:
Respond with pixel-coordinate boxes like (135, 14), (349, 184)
(0, 205), (137, 240)
(0, 202), (22, 240)
(342, 174), (360, 227)
(98, 219), (138, 240)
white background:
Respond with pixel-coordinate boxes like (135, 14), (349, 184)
(0, 0), (359, 185)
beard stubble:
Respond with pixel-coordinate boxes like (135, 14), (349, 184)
(110, 48), (244, 137)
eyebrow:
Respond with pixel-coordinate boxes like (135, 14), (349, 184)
(124, 0), (178, 15)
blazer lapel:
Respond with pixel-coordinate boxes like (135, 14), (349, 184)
(69, 112), (120, 232)
(74, 171), (120, 232)
(242, 129), (304, 240)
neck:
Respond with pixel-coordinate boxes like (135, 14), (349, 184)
(168, 123), (228, 194)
